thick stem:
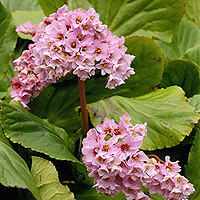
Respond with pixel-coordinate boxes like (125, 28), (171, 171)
(78, 77), (89, 136)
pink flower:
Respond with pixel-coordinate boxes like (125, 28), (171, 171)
(16, 21), (37, 36)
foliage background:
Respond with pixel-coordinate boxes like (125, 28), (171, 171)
(0, 0), (200, 199)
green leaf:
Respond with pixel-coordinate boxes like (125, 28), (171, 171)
(28, 81), (82, 137)
(185, 128), (200, 200)
(29, 36), (165, 134)
(0, 141), (41, 199)
(189, 94), (200, 113)
(87, 86), (200, 150)
(160, 59), (200, 97)
(121, 36), (165, 97)
(69, 162), (94, 185)
(1, 0), (41, 12)
(0, 2), (18, 99)
(0, 125), (12, 148)
(31, 156), (75, 200)
(0, 65), (15, 99)
(37, 0), (185, 42)
(182, 44), (200, 66)
(157, 18), (200, 59)
(68, 0), (185, 42)
(38, 0), (67, 16)
(185, 0), (200, 27)
(0, 100), (79, 163)
(69, 184), (126, 200)
(11, 10), (45, 40)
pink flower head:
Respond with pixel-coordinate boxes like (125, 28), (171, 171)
(82, 114), (195, 199)
(11, 5), (135, 108)
(82, 113), (149, 198)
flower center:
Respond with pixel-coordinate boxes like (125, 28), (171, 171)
(14, 83), (21, 89)
(77, 34), (83, 41)
(114, 128), (121, 135)
(82, 46), (87, 51)
(95, 48), (101, 54)
(76, 17), (82, 23)
(54, 47), (59, 52)
(57, 34), (63, 39)
(102, 145), (109, 151)
(121, 144), (130, 151)
(71, 42), (76, 48)
(83, 24), (89, 30)
(104, 127), (111, 134)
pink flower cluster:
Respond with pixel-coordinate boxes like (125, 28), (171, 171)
(82, 113), (149, 199)
(143, 156), (195, 200)
(11, 5), (135, 108)
(82, 114), (195, 200)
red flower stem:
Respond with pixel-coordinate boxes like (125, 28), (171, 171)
(147, 154), (165, 164)
(78, 77), (89, 136)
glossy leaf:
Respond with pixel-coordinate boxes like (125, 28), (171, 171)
(68, 0), (185, 42)
(28, 80), (82, 137)
(157, 18), (200, 60)
(0, 142), (41, 199)
(0, 101), (78, 163)
(29, 36), (165, 135)
(160, 59), (200, 97)
(87, 86), (200, 150)
(121, 36), (164, 97)
(185, 0), (200, 26)
(185, 128), (200, 200)
(31, 156), (75, 200)
(0, 2), (17, 99)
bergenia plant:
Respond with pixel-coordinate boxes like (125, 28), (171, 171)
(0, 1), (200, 200)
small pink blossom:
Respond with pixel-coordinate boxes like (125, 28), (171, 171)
(16, 21), (37, 36)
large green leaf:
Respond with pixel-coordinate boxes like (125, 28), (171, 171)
(69, 184), (126, 200)
(0, 2), (18, 99)
(0, 141), (41, 199)
(68, 0), (185, 42)
(1, 0), (41, 12)
(157, 18), (200, 60)
(121, 36), (164, 97)
(28, 80), (82, 137)
(12, 10), (45, 40)
(0, 100), (78, 163)
(185, 0), (200, 27)
(160, 59), (200, 97)
(86, 86), (200, 150)
(29, 36), (165, 135)
(185, 127), (200, 200)
(31, 156), (75, 200)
